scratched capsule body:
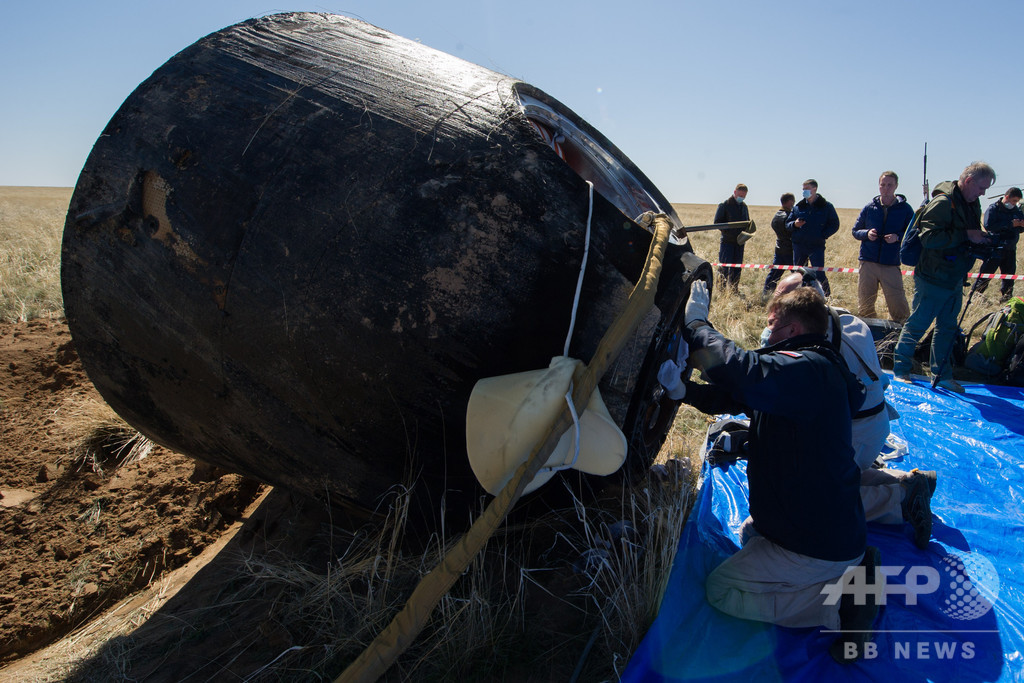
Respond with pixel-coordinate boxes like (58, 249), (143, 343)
(61, 12), (697, 514)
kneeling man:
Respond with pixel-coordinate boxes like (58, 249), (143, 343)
(671, 282), (879, 662)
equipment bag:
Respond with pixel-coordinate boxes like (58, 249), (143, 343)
(964, 297), (1024, 376)
(1004, 334), (1024, 386)
(901, 191), (952, 267)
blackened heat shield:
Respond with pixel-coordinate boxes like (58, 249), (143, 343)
(61, 12), (700, 515)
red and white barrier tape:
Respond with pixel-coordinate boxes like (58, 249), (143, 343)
(713, 263), (1024, 280)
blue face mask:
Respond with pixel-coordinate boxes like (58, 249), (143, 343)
(759, 326), (771, 347)
(1006, 202), (1017, 210)
(735, 195), (745, 204)
(802, 189), (813, 199)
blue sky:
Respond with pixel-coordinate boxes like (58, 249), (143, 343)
(2, 0), (1021, 209)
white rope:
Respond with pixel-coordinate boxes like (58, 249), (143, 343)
(539, 383), (582, 475)
(563, 181), (594, 357)
(541, 182), (594, 476)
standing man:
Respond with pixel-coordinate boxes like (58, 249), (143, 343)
(852, 171), (914, 322)
(977, 187), (1024, 301)
(714, 183), (750, 290)
(673, 282), (878, 662)
(892, 162), (996, 393)
(787, 179), (840, 296)
(762, 192), (796, 300)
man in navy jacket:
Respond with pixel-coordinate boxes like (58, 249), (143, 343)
(787, 179), (840, 296)
(977, 187), (1024, 300)
(714, 183), (751, 290)
(851, 171), (914, 321)
(671, 282), (879, 662)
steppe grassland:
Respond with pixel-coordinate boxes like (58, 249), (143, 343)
(0, 186), (71, 322)
(666, 200), (1020, 466)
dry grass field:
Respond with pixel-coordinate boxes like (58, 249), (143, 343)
(676, 201), (895, 342)
(667, 198), (1023, 463)
(1, 186), (1021, 680)
(0, 187), (68, 322)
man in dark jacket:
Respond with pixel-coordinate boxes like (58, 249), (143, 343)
(673, 281), (878, 662)
(977, 187), (1024, 300)
(762, 192), (796, 299)
(852, 171), (914, 321)
(787, 179), (840, 296)
(892, 162), (995, 393)
(714, 183), (750, 290)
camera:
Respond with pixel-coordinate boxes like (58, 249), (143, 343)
(967, 231), (1012, 262)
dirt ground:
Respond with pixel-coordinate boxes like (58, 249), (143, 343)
(0, 316), (677, 682)
(0, 317), (273, 678)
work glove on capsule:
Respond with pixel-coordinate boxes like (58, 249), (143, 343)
(685, 280), (710, 326)
(657, 338), (689, 400)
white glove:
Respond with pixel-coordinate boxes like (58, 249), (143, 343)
(685, 280), (710, 326)
(657, 338), (689, 400)
(736, 230), (753, 245)
(657, 360), (686, 400)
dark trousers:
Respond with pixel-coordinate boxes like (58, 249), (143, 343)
(977, 246), (1018, 298)
(718, 241), (744, 288)
(792, 243), (831, 296)
(763, 244), (794, 293)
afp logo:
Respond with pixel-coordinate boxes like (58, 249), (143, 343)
(821, 550), (999, 621)
(938, 552), (1000, 620)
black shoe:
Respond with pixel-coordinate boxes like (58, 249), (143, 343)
(830, 546), (881, 664)
(902, 469), (937, 549)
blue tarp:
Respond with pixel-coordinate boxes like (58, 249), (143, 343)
(623, 379), (1024, 682)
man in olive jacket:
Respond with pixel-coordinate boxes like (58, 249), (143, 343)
(892, 162), (995, 393)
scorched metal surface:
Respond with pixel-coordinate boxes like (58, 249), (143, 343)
(60, 12), (703, 514)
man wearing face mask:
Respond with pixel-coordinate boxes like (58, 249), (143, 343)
(976, 187), (1024, 301)
(852, 171), (914, 322)
(714, 183), (751, 290)
(892, 162), (996, 393)
(762, 192), (797, 301)
(766, 271), (936, 551)
(787, 179), (840, 296)
(671, 281), (879, 663)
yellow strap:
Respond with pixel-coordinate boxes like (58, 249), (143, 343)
(335, 214), (673, 683)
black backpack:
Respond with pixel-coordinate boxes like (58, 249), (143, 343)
(914, 326), (967, 368)
(1002, 334), (1024, 386)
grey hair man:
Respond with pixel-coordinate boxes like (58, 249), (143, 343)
(892, 162), (995, 393)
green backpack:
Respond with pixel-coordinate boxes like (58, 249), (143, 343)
(965, 297), (1024, 375)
